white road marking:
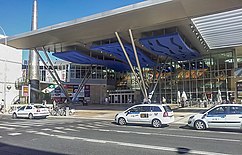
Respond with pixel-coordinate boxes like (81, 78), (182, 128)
(94, 129), (240, 142)
(63, 128), (79, 132)
(35, 132), (51, 136)
(8, 133), (22, 136)
(0, 126), (15, 130)
(76, 126), (88, 130)
(0, 123), (28, 128)
(52, 130), (66, 133)
(26, 130), (37, 133)
(34, 132), (231, 155)
(42, 128), (52, 131)
(41, 128), (66, 133)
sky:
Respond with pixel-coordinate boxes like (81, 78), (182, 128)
(0, 0), (145, 61)
(0, 0), (145, 36)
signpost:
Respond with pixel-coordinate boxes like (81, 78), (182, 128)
(22, 85), (31, 104)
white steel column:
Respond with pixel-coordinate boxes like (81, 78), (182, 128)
(129, 29), (148, 100)
(115, 32), (145, 98)
(33, 48), (71, 102)
(41, 47), (71, 102)
(148, 57), (169, 100)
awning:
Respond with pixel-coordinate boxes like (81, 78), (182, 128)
(52, 51), (130, 72)
(139, 33), (200, 61)
(91, 43), (156, 68)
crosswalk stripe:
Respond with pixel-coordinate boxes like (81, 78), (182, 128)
(8, 133), (22, 136)
(0, 126), (15, 130)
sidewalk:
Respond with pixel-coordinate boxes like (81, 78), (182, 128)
(69, 104), (209, 124)
(2, 104), (209, 125)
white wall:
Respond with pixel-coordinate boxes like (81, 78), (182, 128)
(0, 44), (22, 110)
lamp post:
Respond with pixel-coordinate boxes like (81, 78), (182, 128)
(0, 25), (7, 45)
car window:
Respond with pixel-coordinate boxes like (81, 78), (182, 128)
(129, 106), (141, 112)
(208, 106), (229, 115)
(26, 106), (32, 110)
(34, 105), (45, 109)
(163, 106), (172, 112)
(140, 106), (151, 112)
(18, 106), (26, 111)
(229, 106), (242, 114)
(151, 106), (162, 112)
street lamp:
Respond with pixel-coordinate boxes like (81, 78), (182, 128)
(0, 25), (7, 45)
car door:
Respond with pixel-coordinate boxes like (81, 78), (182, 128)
(25, 105), (33, 116)
(126, 106), (141, 123)
(17, 106), (27, 117)
(206, 106), (229, 128)
(225, 106), (242, 129)
(139, 106), (151, 123)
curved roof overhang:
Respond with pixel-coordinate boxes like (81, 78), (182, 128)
(1, 0), (241, 52)
(1, 0), (242, 71)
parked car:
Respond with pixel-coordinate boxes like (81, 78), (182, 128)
(115, 104), (174, 128)
(12, 104), (49, 119)
(188, 104), (242, 130)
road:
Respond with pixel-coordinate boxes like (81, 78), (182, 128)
(0, 115), (241, 155)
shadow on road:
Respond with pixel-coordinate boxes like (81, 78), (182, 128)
(0, 142), (65, 155)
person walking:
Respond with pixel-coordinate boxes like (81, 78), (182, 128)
(0, 99), (4, 113)
(162, 97), (167, 104)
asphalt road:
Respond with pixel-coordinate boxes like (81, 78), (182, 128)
(0, 115), (241, 155)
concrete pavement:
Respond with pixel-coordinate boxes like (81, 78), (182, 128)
(69, 104), (209, 124)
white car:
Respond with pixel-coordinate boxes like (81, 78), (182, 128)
(188, 104), (242, 130)
(12, 105), (49, 119)
(115, 104), (174, 128)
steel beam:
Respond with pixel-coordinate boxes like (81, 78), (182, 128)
(72, 66), (92, 102)
(115, 32), (145, 97)
(129, 29), (148, 100)
(148, 57), (169, 100)
(33, 48), (71, 102)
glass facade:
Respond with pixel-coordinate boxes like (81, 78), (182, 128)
(151, 50), (236, 104)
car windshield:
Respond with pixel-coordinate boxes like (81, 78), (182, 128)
(34, 105), (45, 109)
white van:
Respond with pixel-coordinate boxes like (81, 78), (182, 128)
(115, 104), (174, 128)
(188, 104), (242, 130)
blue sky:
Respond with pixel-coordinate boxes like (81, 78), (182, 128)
(0, 0), (145, 61)
(0, 0), (145, 36)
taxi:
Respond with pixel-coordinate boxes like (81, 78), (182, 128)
(188, 104), (242, 130)
(115, 104), (174, 128)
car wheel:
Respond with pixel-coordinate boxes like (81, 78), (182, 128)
(152, 119), (162, 128)
(28, 113), (34, 119)
(118, 117), (126, 125)
(12, 113), (17, 119)
(194, 120), (206, 130)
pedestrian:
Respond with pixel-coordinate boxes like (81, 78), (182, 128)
(162, 97), (167, 104)
(0, 99), (4, 113)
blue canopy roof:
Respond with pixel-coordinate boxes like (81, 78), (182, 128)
(139, 33), (200, 61)
(53, 51), (130, 72)
(91, 43), (155, 68)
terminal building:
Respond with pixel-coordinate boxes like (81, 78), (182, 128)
(2, 0), (242, 105)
